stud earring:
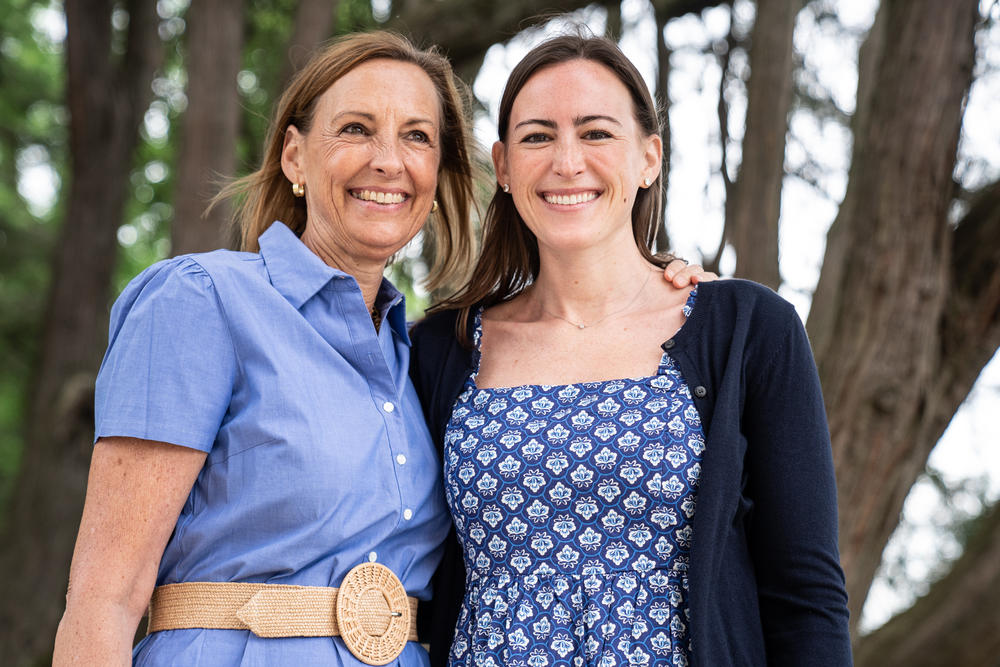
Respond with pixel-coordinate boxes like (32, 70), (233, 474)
(431, 199), (439, 213)
(502, 184), (510, 193)
(292, 182), (305, 197)
(643, 178), (652, 187)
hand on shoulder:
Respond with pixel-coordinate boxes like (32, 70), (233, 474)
(662, 258), (718, 288)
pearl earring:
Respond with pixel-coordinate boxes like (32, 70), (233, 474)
(502, 184), (510, 193)
(643, 178), (652, 187)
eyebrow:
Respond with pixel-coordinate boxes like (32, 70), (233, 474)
(332, 111), (436, 126)
(513, 114), (623, 130)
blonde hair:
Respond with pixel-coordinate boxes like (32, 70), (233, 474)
(216, 31), (478, 293)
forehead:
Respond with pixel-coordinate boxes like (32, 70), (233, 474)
(511, 59), (635, 123)
(316, 58), (441, 121)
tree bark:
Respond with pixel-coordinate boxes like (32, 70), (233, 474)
(706, 3), (738, 272)
(0, 0), (163, 663)
(388, 0), (721, 80)
(278, 0), (339, 91)
(854, 501), (1000, 667)
(807, 1), (886, 360)
(728, 0), (800, 288)
(170, 0), (246, 254)
(653, 3), (672, 253)
(803, 0), (979, 632)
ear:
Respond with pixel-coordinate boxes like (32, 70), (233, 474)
(640, 132), (663, 186)
(491, 140), (508, 190)
(280, 125), (305, 185)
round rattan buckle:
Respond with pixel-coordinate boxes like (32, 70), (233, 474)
(336, 562), (410, 665)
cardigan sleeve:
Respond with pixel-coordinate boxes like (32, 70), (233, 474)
(741, 300), (853, 665)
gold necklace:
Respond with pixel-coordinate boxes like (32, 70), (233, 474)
(540, 269), (653, 330)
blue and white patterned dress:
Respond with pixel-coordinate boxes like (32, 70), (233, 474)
(443, 290), (705, 667)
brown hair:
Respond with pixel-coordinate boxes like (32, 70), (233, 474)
(432, 33), (668, 340)
(216, 31), (478, 293)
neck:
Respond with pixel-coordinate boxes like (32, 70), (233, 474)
(529, 240), (657, 326)
(301, 226), (386, 310)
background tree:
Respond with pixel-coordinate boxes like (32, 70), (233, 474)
(0, 0), (165, 659)
(0, 1), (997, 664)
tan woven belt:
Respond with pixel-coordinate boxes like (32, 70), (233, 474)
(147, 563), (417, 665)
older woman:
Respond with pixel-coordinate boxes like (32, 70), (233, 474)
(411, 35), (852, 666)
(53, 32), (479, 666)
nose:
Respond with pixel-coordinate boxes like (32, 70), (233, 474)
(552, 137), (585, 177)
(369, 136), (404, 177)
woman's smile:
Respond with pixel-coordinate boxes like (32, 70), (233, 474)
(349, 189), (410, 206)
(540, 189), (602, 206)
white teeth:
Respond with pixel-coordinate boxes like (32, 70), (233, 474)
(352, 190), (406, 204)
(544, 192), (599, 205)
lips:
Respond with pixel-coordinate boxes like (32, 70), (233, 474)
(542, 191), (600, 205)
(350, 189), (408, 204)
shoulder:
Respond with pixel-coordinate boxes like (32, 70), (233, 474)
(178, 248), (263, 285)
(698, 278), (792, 313)
(111, 250), (258, 326)
(123, 250), (258, 292)
(408, 307), (473, 385)
(410, 307), (463, 347)
(694, 279), (800, 332)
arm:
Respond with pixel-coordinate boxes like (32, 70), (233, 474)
(52, 438), (207, 666)
(742, 303), (852, 665)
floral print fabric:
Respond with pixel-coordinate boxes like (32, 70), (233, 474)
(444, 290), (704, 666)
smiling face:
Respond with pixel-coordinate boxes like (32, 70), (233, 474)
(281, 59), (442, 267)
(493, 58), (661, 255)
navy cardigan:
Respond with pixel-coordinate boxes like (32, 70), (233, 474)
(411, 279), (852, 666)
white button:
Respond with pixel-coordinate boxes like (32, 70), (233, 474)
(396, 454), (407, 465)
(403, 508), (413, 520)
(382, 401), (395, 413)
(368, 551), (377, 562)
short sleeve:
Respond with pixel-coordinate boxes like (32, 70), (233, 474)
(94, 256), (238, 452)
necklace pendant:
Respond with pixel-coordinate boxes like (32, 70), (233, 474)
(577, 323), (585, 329)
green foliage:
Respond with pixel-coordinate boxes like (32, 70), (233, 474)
(0, 0), (67, 512)
(338, 0), (378, 33)
(240, 0), (298, 171)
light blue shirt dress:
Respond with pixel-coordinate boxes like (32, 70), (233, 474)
(94, 221), (450, 666)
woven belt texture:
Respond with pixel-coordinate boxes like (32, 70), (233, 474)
(147, 580), (418, 640)
(147, 563), (418, 664)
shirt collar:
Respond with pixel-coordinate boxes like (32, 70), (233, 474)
(258, 221), (410, 343)
(376, 280), (410, 345)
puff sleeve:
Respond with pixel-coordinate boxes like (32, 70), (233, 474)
(94, 256), (238, 452)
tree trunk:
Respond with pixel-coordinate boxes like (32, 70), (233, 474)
(806, 0), (885, 360)
(170, 0), (246, 254)
(854, 501), (1000, 667)
(728, 0), (800, 288)
(803, 0), (979, 632)
(0, 0), (163, 663)
(278, 0), (339, 91)
(706, 3), (738, 273)
(653, 3), (672, 253)
(388, 0), (720, 79)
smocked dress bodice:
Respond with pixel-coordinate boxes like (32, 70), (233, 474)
(443, 290), (704, 666)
